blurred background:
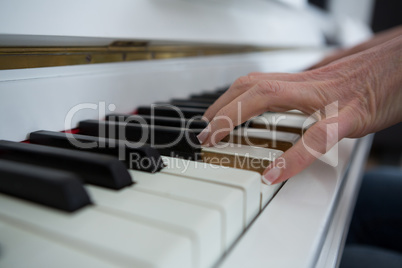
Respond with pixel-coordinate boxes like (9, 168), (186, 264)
(309, 0), (402, 33)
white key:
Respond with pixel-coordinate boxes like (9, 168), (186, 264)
(260, 183), (284, 209)
(202, 142), (283, 162)
(0, 219), (117, 268)
(86, 185), (221, 268)
(285, 109), (305, 115)
(0, 194), (193, 268)
(161, 156), (261, 226)
(252, 112), (316, 129)
(201, 142), (282, 175)
(129, 170), (243, 249)
(233, 127), (300, 145)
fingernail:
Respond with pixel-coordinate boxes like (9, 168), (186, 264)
(262, 167), (282, 185)
(197, 126), (211, 144)
(201, 115), (209, 122)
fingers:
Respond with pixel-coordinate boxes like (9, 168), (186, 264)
(203, 72), (308, 121)
(198, 80), (317, 146)
(203, 75), (253, 122)
(261, 111), (351, 185)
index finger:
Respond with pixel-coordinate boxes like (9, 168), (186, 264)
(197, 80), (318, 146)
(203, 72), (310, 121)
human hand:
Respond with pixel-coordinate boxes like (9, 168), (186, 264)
(197, 35), (402, 185)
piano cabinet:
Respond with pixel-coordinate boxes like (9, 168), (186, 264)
(0, 1), (373, 267)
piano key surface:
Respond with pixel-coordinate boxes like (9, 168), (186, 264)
(0, 49), (371, 268)
(0, 219), (118, 268)
(129, 169), (244, 249)
(229, 127), (300, 151)
(0, 194), (194, 268)
(0, 98), (369, 268)
(0, 159), (91, 212)
(161, 156), (261, 226)
(201, 142), (283, 174)
(0, 151), (282, 268)
(86, 185), (222, 268)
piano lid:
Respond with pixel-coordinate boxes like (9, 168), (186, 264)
(0, 0), (324, 47)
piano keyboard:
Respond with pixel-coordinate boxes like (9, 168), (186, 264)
(0, 87), (307, 268)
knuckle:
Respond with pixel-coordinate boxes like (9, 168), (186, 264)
(233, 75), (251, 89)
(227, 76), (253, 96)
(252, 80), (283, 97)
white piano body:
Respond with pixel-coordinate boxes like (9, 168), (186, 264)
(0, 1), (373, 267)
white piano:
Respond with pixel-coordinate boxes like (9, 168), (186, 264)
(0, 1), (373, 267)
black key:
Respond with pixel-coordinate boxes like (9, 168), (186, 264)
(0, 140), (132, 190)
(215, 87), (229, 94)
(190, 93), (222, 99)
(189, 96), (218, 102)
(155, 101), (211, 109)
(29, 130), (163, 173)
(78, 120), (201, 159)
(105, 114), (208, 131)
(137, 106), (206, 119)
(0, 159), (91, 212)
(171, 98), (215, 105)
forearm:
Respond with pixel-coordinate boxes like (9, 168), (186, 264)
(340, 25), (402, 59)
(364, 34), (402, 133)
(309, 25), (402, 70)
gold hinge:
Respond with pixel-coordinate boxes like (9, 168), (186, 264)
(0, 43), (281, 70)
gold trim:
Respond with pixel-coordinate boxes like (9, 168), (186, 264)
(0, 43), (282, 70)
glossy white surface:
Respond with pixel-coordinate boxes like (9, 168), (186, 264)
(252, 112), (316, 129)
(203, 142), (283, 161)
(0, 219), (117, 268)
(0, 134), (370, 268)
(0, 50), (326, 142)
(315, 135), (373, 268)
(86, 185), (222, 268)
(219, 137), (367, 268)
(0, 47), (371, 268)
(161, 156), (261, 226)
(260, 183), (284, 209)
(0, 194), (193, 268)
(0, 0), (323, 47)
(234, 127), (300, 144)
(129, 169), (244, 249)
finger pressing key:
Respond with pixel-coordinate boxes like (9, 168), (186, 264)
(198, 80), (315, 147)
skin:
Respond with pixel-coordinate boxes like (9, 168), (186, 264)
(308, 25), (402, 70)
(197, 30), (402, 185)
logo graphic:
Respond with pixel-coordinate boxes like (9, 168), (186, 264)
(64, 101), (339, 172)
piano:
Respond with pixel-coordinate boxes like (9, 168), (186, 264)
(0, 0), (373, 267)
